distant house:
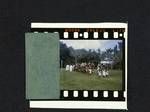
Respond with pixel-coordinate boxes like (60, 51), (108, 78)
(100, 60), (114, 69)
(100, 57), (114, 65)
(100, 60), (113, 65)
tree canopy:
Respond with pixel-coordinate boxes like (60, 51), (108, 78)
(60, 41), (123, 69)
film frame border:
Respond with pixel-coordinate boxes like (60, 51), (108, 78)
(30, 28), (125, 101)
(28, 23), (128, 109)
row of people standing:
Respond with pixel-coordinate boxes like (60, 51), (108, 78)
(65, 63), (110, 77)
(65, 62), (95, 74)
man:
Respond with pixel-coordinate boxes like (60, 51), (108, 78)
(65, 65), (70, 71)
(102, 64), (106, 77)
(69, 65), (73, 72)
(105, 64), (109, 77)
(97, 64), (102, 77)
(88, 63), (92, 74)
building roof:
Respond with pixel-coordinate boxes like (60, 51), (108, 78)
(100, 60), (113, 64)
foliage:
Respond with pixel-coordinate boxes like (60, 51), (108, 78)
(60, 41), (123, 69)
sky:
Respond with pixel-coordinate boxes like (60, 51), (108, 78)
(60, 40), (122, 51)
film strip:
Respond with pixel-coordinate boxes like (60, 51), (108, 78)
(28, 23), (127, 109)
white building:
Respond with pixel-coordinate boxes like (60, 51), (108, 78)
(100, 60), (113, 65)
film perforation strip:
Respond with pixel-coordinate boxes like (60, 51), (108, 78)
(63, 31), (125, 39)
(60, 90), (125, 101)
(31, 28), (125, 39)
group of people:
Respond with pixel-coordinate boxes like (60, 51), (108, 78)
(65, 62), (110, 77)
(97, 64), (109, 77)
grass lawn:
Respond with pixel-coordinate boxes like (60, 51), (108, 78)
(60, 69), (122, 90)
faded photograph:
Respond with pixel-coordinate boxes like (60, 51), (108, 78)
(60, 40), (123, 90)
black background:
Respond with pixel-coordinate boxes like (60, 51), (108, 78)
(0, 0), (150, 112)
